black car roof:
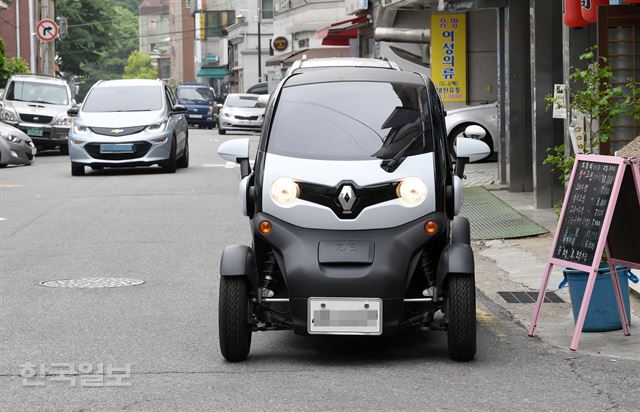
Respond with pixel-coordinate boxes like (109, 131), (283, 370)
(282, 67), (426, 88)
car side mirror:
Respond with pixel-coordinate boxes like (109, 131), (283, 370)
(217, 138), (251, 178)
(454, 137), (491, 178)
(172, 104), (187, 114)
(216, 103), (224, 109)
(67, 106), (79, 117)
(463, 124), (486, 140)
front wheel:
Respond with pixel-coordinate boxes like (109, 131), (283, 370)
(218, 276), (252, 362)
(177, 137), (189, 168)
(218, 128), (226, 135)
(446, 274), (476, 362)
(59, 143), (69, 155)
(162, 137), (177, 173)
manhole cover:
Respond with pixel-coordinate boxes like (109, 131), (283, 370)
(39, 277), (144, 288)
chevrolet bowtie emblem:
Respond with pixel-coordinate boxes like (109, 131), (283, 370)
(111, 128), (124, 134)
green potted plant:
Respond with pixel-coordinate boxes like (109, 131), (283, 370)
(546, 47), (639, 331)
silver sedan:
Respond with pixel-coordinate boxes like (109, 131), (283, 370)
(445, 102), (498, 160)
(0, 122), (36, 167)
(217, 94), (267, 135)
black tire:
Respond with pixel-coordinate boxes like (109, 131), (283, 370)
(446, 274), (476, 362)
(71, 162), (85, 176)
(218, 128), (226, 135)
(218, 276), (252, 362)
(162, 137), (177, 173)
(177, 137), (189, 168)
(448, 124), (494, 158)
(59, 143), (69, 155)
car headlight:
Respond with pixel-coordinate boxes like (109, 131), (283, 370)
(0, 109), (17, 122)
(270, 177), (300, 206)
(0, 130), (21, 143)
(73, 123), (90, 135)
(145, 121), (168, 132)
(54, 116), (73, 126)
(222, 111), (231, 118)
(396, 177), (427, 206)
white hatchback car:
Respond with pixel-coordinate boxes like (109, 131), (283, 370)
(445, 102), (498, 160)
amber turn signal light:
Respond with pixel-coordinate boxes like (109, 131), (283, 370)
(424, 220), (438, 234)
(259, 220), (272, 235)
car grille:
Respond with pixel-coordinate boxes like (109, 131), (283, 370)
(19, 114), (53, 124)
(84, 141), (152, 160)
(234, 115), (259, 121)
(298, 181), (400, 219)
(90, 126), (147, 136)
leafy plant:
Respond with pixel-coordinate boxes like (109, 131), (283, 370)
(0, 38), (30, 88)
(123, 51), (158, 80)
(544, 47), (637, 183)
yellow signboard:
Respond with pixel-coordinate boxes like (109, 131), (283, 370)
(431, 13), (466, 103)
(199, 12), (206, 40)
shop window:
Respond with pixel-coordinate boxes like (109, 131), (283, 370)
(206, 10), (236, 37)
(262, 0), (274, 19)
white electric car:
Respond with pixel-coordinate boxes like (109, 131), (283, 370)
(217, 68), (489, 362)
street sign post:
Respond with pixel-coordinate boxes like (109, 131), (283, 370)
(35, 18), (58, 42)
(528, 154), (640, 350)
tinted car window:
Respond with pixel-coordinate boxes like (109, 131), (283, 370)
(267, 81), (432, 161)
(225, 95), (262, 108)
(82, 86), (163, 112)
(177, 87), (214, 103)
(6, 81), (69, 105)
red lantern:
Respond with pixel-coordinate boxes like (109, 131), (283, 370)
(564, 0), (589, 28)
(581, 0), (608, 23)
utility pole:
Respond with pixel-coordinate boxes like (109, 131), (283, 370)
(38, 0), (56, 75)
(15, 0), (20, 58)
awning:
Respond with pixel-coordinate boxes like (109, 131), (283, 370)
(196, 66), (229, 78)
(265, 47), (351, 67)
(316, 15), (371, 46)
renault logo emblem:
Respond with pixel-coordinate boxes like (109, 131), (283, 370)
(338, 185), (356, 212)
(111, 128), (124, 134)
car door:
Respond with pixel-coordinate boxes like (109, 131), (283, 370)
(165, 86), (187, 151)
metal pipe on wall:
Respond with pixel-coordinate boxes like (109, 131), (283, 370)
(29, 0), (35, 72)
(15, 0), (20, 58)
(374, 28), (431, 44)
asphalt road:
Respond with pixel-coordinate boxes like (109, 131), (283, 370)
(1, 128), (639, 411)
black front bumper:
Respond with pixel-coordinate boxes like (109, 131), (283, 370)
(253, 212), (448, 335)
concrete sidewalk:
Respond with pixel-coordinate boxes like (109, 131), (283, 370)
(473, 189), (640, 360)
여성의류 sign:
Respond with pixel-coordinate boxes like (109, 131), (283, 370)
(431, 13), (467, 103)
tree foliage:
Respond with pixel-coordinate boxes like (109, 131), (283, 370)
(123, 51), (157, 79)
(56, 0), (141, 97)
(0, 38), (30, 88)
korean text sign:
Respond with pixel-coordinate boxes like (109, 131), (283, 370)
(431, 13), (467, 103)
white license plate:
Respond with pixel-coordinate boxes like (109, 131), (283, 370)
(308, 298), (382, 335)
(190, 114), (202, 118)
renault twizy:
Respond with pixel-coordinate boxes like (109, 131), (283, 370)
(217, 68), (489, 362)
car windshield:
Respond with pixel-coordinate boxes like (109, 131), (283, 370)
(6, 81), (69, 105)
(225, 95), (263, 108)
(177, 87), (213, 104)
(267, 81), (433, 161)
(82, 86), (163, 112)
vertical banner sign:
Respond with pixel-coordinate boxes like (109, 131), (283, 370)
(431, 13), (467, 103)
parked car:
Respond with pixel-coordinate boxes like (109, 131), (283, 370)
(246, 82), (268, 95)
(0, 122), (36, 167)
(216, 68), (490, 362)
(67, 79), (189, 176)
(176, 83), (216, 129)
(217, 93), (267, 135)
(286, 57), (400, 76)
(0, 74), (74, 154)
(445, 102), (498, 160)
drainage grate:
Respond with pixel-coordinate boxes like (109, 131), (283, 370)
(39, 278), (144, 288)
(461, 187), (549, 240)
(498, 291), (564, 304)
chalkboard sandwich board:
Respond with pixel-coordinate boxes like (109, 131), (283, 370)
(529, 154), (640, 351)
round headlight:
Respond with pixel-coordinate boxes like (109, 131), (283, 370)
(396, 177), (427, 206)
(270, 177), (300, 206)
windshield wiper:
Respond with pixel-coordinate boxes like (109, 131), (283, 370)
(379, 135), (419, 173)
